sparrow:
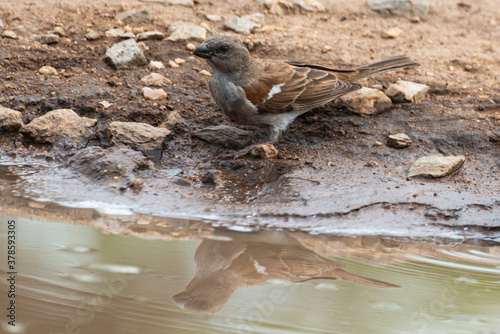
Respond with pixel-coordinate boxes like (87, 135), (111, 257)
(173, 230), (398, 314)
(193, 35), (419, 145)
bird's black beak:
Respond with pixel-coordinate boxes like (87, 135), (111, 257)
(193, 44), (213, 59)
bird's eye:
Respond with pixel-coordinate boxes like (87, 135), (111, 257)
(218, 45), (229, 53)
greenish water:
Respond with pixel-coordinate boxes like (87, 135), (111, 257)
(1, 214), (500, 334)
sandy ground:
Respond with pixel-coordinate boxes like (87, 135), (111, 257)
(0, 0), (499, 237)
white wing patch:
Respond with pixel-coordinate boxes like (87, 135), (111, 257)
(266, 83), (285, 101)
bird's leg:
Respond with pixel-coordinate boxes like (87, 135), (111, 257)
(268, 126), (282, 144)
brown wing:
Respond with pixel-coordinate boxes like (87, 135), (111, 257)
(242, 61), (360, 114)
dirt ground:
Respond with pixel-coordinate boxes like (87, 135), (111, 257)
(0, 0), (499, 238)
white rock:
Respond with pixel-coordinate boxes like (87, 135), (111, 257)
(186, 42), (196, 51)
(107, 121), (171, 159)
(408, 154), (465, 178)
(205, 14), (222, 21)
(382, 27), (403, 39)
(140, 73), (172, 86)
(39, 66), (58, 76)
(85, 29), (102, 40)
(265, 0), (325, 13)
(53, 26), (66, 37)
(2, 30), (19, 39)
(119, 32), (136, 39)
(156, 0), (194, 7)
(338, 87), (392, 115)
(105, 28), (126, 38)
(99, 101), (113, 109)
(142, 87), (168, 101)
(168, 60), (179, 68)
(367, 0), (429, 19)
(199, 70), (212, 77)
(105, 39), (147, 70)
(224, 14), (265, 34)
(174, 58), (185, 65)
(21, 109), (96, 149)
(137, 31), (165, 41)
(149, 60), (166, 70)
(116, 10), (152, 24)
(385, 80), (429, 103)
(166, 21), (206, 42)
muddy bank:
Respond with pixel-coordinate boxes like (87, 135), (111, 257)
(0, 0), (499, 237)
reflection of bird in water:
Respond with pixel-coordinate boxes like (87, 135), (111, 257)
(173, 231), (398, 314)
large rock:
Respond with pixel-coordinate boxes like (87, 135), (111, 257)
(385, 80), (429, 103)
(137, 31), (165, 41)
(193, 125), (254, 149)
(141, 0), (193, 6)
(107, 121), (171, 161)
(105, 28), (126, 38)
(408, 154), (465, 178)
(31, 34), (59, 44)
(387, 133), (412, 148)
(264, 0), (325, 14)
(116, 10), (152, 24)
(105, 39), (147, 70)
(338, 87), (392, 115)
(68, 145), (149, 181)
(166, 22), (206, 42)
(224, 14), (264, 34)
(366, 0), (429, 19)
(21, 109), (96, 149)
(0, 107), (24, 133)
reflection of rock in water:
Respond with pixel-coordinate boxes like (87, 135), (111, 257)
(173, 231), (398, 314)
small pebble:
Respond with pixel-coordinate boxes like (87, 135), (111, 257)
(387, 133), (412, 148)
(142, 87), (168, 101)
(382, 27), (403, 39)
(168, 60), (179, 68)
(322, 45), (333, 53)
(53, 26), (66, 37)
(199, 70), (212, 77)
(205, 14), (222, 22)
(149, 60), (165, 70)
(99, 101), (112, 109)
(174, 58), (185, 65)
(32, 33), (60, 44)
(186, 42), (196, 51)
(373, 141), (383, 146)
(39, 65), (58, 76)
(140, 73), (172, 87)
(2, 30), (19, 39)
(250, 144), (278, 159)
(85, 29), (101, 40)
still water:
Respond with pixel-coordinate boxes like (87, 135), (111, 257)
(1, 207), (500, 334)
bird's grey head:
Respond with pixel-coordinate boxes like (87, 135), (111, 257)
(193, 36), (252, 75)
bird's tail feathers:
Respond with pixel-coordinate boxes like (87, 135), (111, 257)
(336, 55), (420, 81)
(318, 269), (400, 289)
(286, 56), (419, 81)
